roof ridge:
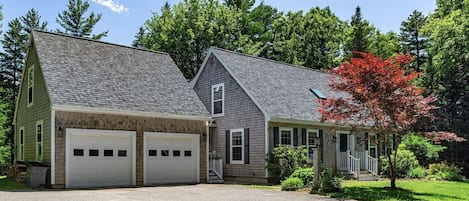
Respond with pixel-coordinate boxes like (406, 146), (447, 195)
(210, 46), (333, 75)
(32, 29), (169, 56)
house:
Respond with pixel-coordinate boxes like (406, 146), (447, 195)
(14, 30), (212, 188)
(192, 47), (383, 183)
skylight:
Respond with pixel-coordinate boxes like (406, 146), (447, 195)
(310, 88), (326, 99)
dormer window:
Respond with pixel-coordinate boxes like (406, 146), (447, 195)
(310, 88), (326, 99)
(211, 83), (224, 116)
(27, 66), (34, 106)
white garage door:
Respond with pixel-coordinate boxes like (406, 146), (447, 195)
(66, 129), (136, 188)
(144, 132), (200, 185)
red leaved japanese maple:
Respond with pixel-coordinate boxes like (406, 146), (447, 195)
(319, 52), (464, 188)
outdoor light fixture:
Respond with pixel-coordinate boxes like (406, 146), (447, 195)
(58, 126), (64, 138)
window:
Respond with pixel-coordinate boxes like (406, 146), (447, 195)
(89, 149), (99, 156)
(339, 133), (348, 152)
(104, 150), (113, 157)
(368, 134), (377, 158)
(173, 150), (181, 157)
(279, 127), (293, 146)
(306, 129), (319, 160)
(184, 150), (192, 157)
(118, 150), (127, 157)
(18, 127), (25, 161)
(230, 128), (244, 164)
(36, 120), (43, 161)
(27, 66), (34, 106)
(161, 150), (169, 156)
(211, 83), (224, 116)
(74, 149), (84, 156)
(149, 150), (157, 156)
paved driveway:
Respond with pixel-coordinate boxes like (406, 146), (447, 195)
(0, 184), (346, 201)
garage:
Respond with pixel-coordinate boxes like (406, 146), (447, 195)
(144, 132), (200, 185)
(66, 129), (136, 188)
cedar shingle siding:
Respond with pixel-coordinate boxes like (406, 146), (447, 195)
(193, 55), (267, 181)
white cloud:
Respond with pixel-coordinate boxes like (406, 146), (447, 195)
(91, 0), (129, 14)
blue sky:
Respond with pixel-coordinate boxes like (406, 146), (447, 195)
(1, 0), (436, 46)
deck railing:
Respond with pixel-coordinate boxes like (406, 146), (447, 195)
(367, 154), (379, 176)
(347, 150), (360, 179)
(209, 158), (223, 180)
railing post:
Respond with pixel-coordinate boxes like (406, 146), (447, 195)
(347, 150), (350, 172)
(365, 151), (369, 171)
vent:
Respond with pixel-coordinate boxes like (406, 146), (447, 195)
(310, 88), (326, 99)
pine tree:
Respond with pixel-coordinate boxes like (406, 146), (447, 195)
(400, 10), (427, 71)
(20, 9), (48, 33)
(132, 26), (145, 48)
(56, 0), (108, 39)
(345, 6), (373, 59)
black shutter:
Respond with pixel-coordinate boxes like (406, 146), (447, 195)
(319, 129), (324, 163)
(293, 128), (298, 146)
(244, 128), (250, 164)
(365, 132), (369, 151)
(273, 127), (279, 147)
(225, 130), (230, 164)
(301, 128), (307, 145)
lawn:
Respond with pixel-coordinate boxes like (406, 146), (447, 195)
(326, 179), (469, 201)
(0, 176), (30, 191)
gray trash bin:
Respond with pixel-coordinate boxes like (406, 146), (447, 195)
(26, 162), (49, 188)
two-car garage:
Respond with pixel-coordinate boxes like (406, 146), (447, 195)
(65, 129), (200, 188)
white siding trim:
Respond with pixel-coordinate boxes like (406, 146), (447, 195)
(50, 110), (55, 185)
(18, 126), (25, 161)
(278, 127), (294, 146)
(27, 65), (35, 107)
(65, 129), (136, 188)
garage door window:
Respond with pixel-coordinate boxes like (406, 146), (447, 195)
(230, 128), (244, 164)
(161, 150), (169, 156)
(184, 150), (192, 157)
(149, 150), (157, 156)
(89, 149), (99, 156)
(118, 150), (127, 157)
(104, 150), (113, 157)
(74, 149), (84, 156)
(173, 150), (181, 157)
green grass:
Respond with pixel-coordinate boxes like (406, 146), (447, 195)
(239, 184), (281, 190)
(325, 179), (469, 201)
(0, 176), (30, 191)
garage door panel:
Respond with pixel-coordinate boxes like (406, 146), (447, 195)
(144, 132), (199, 185)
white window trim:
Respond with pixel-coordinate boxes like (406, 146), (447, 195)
(230, 128), (244, 164)
(36, 120), (43, 161)
(27, 65), (34, 107)
(306, 129), (319, 160)
(18, 126), (25, 161)
(211, 83), (224, 117)
(279, 127), (293, 146)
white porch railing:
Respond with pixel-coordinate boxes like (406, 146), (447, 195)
(347, 150), (360, 179)
(367, 154), (379, 176)
(209, 158), (223, 180)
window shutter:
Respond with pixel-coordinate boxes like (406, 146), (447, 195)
(293, 128), (298, 146)
(319, 129), (324, 163)
(273, 127), (279, 147)
(365, 132), (369, 151)
(225, 130), (230, 164)
(244, 128), (250, 164)
(301, 128), (307, 145)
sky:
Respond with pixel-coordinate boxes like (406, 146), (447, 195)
(0, 0), (436, 46)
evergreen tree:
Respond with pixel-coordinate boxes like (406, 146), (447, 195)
(344, 6), (374, 59)
(20, 9), (48, 33)
(223, 0), (255, 11)
(56, 0), (108, 39)
(132, 26), (145, 48)
(399, 10), (427, 71)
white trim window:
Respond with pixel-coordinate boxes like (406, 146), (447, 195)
(230, 128), (244, 164)
(18, 127), (25, 161)
(306, 129), (319, 160)
(211, 83), (224, 116)
(279, 127), (293, 146)
(36, 120), (43, 161)
(368, 133), (378, 158)
(27, 65), (34, 107)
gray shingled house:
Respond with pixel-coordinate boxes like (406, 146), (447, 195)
(192, 47), (382, 183)
(14, 30), (211, 188)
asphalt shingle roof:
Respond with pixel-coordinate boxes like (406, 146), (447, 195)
(211, 47), (342, 122)
(33, 30), (210, 118)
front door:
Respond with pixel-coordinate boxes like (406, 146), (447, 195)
(336, 131), (354, 171)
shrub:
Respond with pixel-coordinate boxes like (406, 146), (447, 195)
(427, 162), (464, 181)
(380, 146), (419, 178)
(407, 166), (426, 179)
(267, 146), (307, 183)
(318, 168), (341, 193)
(291, 167), (314, 187)
(401, 134), (445, 166)
(281, 177), (304, 191)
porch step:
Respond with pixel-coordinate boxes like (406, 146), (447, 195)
(358, 173), (379, 181)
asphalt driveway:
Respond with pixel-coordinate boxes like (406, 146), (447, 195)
(0, 184), (346, 201)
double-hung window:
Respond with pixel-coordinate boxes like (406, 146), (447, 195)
(279, 127), (293, 146)
(18, 127), (25, 161)
(36, 120), (43, 161)
(27, 66), (34, 106)
(211, 83), (224, 116)
(230, 128), (244, 164)
(306, 129), (319, 160)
